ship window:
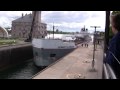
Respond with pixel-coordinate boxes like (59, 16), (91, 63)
(50, 54), (56, 57)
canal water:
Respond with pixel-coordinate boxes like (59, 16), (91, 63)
(0, 34), (93, 79)
(0, 59), (44, 79)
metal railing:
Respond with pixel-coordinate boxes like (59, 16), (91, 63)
(103, 53), (117, 79)
(103, 63), (109, 79)
(109, 51), (120, 65)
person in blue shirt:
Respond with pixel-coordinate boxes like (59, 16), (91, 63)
(105, 13), (120, 78)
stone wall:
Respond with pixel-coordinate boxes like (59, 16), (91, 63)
(11, 22), (47, 39)
(0, 44), (33, 70)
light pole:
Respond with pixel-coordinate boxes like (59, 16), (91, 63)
(90, 26), (101, 70)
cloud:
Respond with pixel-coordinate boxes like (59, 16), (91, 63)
(0, 11), (31, 27)
(42, 11), (89, 23)
(0, 11), (105, 32)
(42, 11), (105, 32)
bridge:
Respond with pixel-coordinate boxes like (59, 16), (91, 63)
(0, 26), (9, 38)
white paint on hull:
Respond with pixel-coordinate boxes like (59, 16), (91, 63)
(32, 38), (76, 49)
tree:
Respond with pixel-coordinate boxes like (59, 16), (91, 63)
(56, 29), (59, 32)
(112, 11), (120, 15)
(76, 31), (79, 34)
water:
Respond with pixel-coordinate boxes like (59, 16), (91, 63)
(0, 34), (93, 79)
(0, 59), (43, 79)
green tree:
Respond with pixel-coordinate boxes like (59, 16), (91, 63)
(56, 29), (59, 32)
(112, 11), (120, 15)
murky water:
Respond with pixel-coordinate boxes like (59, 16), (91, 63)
(0, 34), (93, 79)
(0, 59), (43, 79)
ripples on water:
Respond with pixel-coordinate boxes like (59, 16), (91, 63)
(0, 59), (43, 79)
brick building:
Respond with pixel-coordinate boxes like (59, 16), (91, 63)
(11, 11), (47, 39)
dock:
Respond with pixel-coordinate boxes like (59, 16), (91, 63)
(32, 42), (104, 79)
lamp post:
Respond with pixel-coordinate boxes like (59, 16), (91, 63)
(90, 26), (101, 70)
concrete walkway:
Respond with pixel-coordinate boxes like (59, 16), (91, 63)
(33, 42), (104, 79)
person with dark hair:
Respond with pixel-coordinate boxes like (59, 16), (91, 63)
(87, 43), (88, 47)
(105, 13), (120, 78)
(81, 44), (83, 47)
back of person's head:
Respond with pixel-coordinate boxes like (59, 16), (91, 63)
(111, 13), (120, 31)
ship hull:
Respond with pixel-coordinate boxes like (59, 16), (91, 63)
(33, 47), (75, 67)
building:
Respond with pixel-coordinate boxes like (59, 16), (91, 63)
(11, 11), (47, 39)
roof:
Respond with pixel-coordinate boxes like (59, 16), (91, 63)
(12, 14), (33, 23)
(12, 14), (47, 26)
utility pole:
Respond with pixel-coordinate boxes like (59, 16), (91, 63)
(90, 26), (101, 70)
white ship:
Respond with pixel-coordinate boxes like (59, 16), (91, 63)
(32, 38), (76, 67)
(30, 11), (76, 67)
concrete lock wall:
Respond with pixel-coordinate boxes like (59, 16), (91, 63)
(0, 44), (33, 69)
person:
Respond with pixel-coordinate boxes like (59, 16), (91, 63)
(87, 43), (88, 47)
(81, 44), (83, 47)
(105, 13), (120, 78)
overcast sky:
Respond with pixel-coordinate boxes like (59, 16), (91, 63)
(0, 11), (106, 33)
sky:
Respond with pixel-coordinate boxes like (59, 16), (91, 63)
(0, 11), (106, 33)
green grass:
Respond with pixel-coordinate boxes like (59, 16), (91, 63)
(0, 39), (17, 45)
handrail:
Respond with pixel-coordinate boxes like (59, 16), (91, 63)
(103, 52), (117, 79)
(109, 51), (120, 65)
(103, 63), (109, 79)
(106, 63), (117, 79)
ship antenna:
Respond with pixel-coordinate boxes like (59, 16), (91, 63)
(84, 25), (85, 31)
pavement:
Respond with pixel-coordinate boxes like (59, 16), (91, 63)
(33, 42), (104, 79)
